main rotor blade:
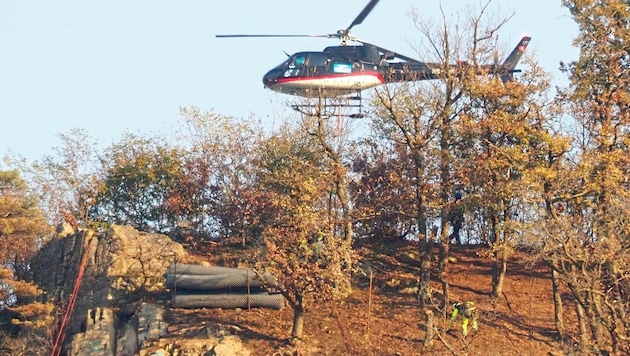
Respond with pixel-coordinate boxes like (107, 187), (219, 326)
(216, 34), (333, 38)
(346, 0), (381, 31)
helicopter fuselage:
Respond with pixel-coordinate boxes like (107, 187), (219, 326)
(263, 45), (391, 97)
(264, 68), (384, 97)
(261, 35), (530, 98)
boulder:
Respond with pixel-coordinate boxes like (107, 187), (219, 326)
(69, 308), (116, 356)
(136, 303), (169, 346)
(116, 303), (169, 356)
(32, 225), (187, 354)
(100, 225), (186, 296)
(67, 302), (254, 356)
(34, 225), (252, 356)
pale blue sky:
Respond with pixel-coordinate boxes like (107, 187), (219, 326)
(1, 1), (578, 162)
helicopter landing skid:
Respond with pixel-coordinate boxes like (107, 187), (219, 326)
(290, 93), (365, 119)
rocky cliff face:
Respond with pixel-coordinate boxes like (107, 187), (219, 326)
(33, 224), (251, 356)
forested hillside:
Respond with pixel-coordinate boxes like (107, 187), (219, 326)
(1, 1), (630, 355)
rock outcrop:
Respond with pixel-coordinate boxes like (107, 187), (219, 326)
(32, 225), (252, 355)
(69, 308), (117, 356)
(66, 301), (251, 356)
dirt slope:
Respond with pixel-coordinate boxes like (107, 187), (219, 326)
(164, 239), (572, 356)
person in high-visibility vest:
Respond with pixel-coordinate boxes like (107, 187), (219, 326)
(448, 301), (478, 336)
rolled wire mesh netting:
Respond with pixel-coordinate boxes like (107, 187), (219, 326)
(167, 263), (249, 276)
(172, 292), (284, 310)
(166, 263), (283, 310)
(165, 273), (268, 290)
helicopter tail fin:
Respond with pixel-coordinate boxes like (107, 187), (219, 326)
(499, 36), (531, 83)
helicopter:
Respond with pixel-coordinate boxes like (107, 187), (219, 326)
(217, 0), (530, 102)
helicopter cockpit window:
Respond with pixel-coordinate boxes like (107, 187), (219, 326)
(308, 53), (328, 67)
(290, 56), (305, 67)
(285, 55), (306, 77)
(285, 53), (312, 77)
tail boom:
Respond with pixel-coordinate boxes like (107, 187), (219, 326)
(499, 36), (531, 83)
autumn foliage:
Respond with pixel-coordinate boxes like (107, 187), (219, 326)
(0, 170), (53, 353)
(3, 1), (630, 354)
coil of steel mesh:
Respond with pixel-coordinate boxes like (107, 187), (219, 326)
(172, 292), (284, 310)
(167, 263), (249, 276)
(165, 273), (269, 290)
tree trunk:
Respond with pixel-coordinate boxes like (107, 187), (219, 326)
(608, 260), (626, 354)
(291, 295), (305, 340)
(418, 239), (433, 306)
(550, 268), (566, 341)
(437, 125), (452, 311)
(424, 310), (434, 346)
(492, 248), (507, 299)
(585, 292), (607, 355)
(439, 256), (450, 314)
(415, 161), (430, 306)
(489, 217), (500, 300)
(575, 300), (590, 352)
(336, 177), (353, 244)
(438, 221), (450, 311)
(334, 184), (354, 295)
(337, 172), (354, 292)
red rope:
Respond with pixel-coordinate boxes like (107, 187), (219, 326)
(51, 232), (92, 356)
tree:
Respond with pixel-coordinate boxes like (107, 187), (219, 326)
(460, 59), (560, 300)
(177, 107), (264, 243)
(528, 1), (630, 353)
(4, 128), (101, 228)
(0, 170), (53, 353)
(252, 126), (352, 340)
(162, 154), (218, 236)
(91, 134), (183, 232)
(371, 1), (513, 307)
(291, 100), (360, 288)
(350, 139), (417, 240)
(297, 106), (355, 244)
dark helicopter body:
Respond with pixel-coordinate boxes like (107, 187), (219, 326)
(262, 45), (385, 97)
(218, 0), (531, 99)
(262, 37), (530, 98)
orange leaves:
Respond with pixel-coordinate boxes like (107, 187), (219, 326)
(0, 268), (54, 329)
(10, 302), (54, 327)
(251, 127), (353, 333)
(0, 171), (50, 261)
